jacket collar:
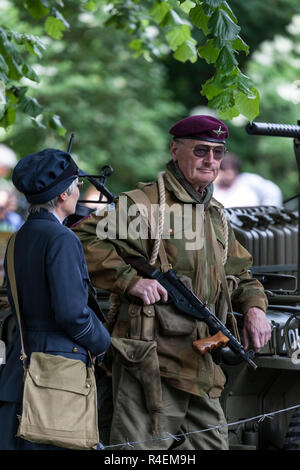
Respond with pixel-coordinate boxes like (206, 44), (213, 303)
(27, 208), (62, 224)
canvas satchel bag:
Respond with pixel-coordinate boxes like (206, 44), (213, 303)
(6, 233), (99, 450)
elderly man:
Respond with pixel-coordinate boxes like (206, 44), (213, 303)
(73, 115), (271, 450)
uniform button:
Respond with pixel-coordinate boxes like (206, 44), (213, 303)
(73, 347), (78, 352)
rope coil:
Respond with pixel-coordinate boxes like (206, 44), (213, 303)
(150, 172), (166, 266)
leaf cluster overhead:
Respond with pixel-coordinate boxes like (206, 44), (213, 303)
(0, 0), (263, 131)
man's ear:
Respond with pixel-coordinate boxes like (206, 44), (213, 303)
(170, 140), (179, 161)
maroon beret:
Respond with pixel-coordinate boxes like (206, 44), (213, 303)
(169, 115), (229, 144)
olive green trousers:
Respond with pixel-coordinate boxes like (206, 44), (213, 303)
(108, 365), (228, 450)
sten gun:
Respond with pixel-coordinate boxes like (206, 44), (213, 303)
(124, 256), (258, 370)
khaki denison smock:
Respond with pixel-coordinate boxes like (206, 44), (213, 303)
(73, 168), (267, 399)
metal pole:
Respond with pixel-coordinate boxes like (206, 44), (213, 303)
(295, 123), (300, 293)
(246, 121), (300, 294)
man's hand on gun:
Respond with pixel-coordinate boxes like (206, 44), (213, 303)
(128, 278), (168, 305)
(129, 277), (271, 354)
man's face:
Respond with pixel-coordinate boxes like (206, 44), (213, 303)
(170, 139), (225, 191)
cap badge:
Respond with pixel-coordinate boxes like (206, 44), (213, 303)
(213, 126), (226, 137)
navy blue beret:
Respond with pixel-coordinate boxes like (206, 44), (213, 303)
(169, 115), (229, 144)
(12, 148), (86, 204)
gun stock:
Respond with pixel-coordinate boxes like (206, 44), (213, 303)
(193, 331), (229, 355)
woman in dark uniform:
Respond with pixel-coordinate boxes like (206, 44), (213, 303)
(0, 148), (110, 450)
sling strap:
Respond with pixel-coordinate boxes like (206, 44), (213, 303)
(5, 231), (95, 366)
(6, 232), (28, 364)
(206, 212), (241, 342)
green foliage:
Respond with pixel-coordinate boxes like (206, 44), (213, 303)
(238, 18), (300, 199)
(44, 16), (67, 39)
(0, 0), (83, 130)
(0, 24), (46, 127)
(163, 0), (300, 112)
(24, 0), (50, 20)
(105, 0), (258, 120)
(1, 0), (299, 198)
(5, 6), (183, 192)
(0, 0), (262, 131)
(220, 12), (300, 200)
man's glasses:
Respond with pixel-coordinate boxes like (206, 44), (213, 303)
(191, 144), (226, 160)
(77, 180), (84, 189)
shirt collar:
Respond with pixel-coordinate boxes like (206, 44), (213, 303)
(50, 210), (63, 224)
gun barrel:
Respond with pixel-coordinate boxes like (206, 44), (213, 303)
(247, 357), (258, 370)
(246, 122), (300, 138)
(67, 132), (75, 152)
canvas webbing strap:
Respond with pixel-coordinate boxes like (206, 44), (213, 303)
(206, 212), (241, 342)
(6, 232), (28, 363)
(5, 232), (94, 368)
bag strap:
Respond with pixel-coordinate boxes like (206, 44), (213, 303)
(6, 232), (28, 363)
(6, 232), (95, 369)
(206, 211), (241, 342)
(122, 186), (171, 272)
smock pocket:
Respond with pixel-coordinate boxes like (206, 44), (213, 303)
(154, 274), (197, 336)
(111, 337), (162, 412)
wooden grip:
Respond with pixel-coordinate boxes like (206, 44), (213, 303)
(193, 331), (229, 355)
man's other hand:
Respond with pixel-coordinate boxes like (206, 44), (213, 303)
(243, 307), (271, 352)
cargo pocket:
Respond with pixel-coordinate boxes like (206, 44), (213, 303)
(128, 304), (156, 341)
(154, 274), (197, 336)
(111, 337), (162, 412)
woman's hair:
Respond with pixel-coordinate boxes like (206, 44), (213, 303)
(28, 177), (78, 214)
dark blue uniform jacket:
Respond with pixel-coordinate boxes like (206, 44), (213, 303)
(0, 209), (110, 403)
